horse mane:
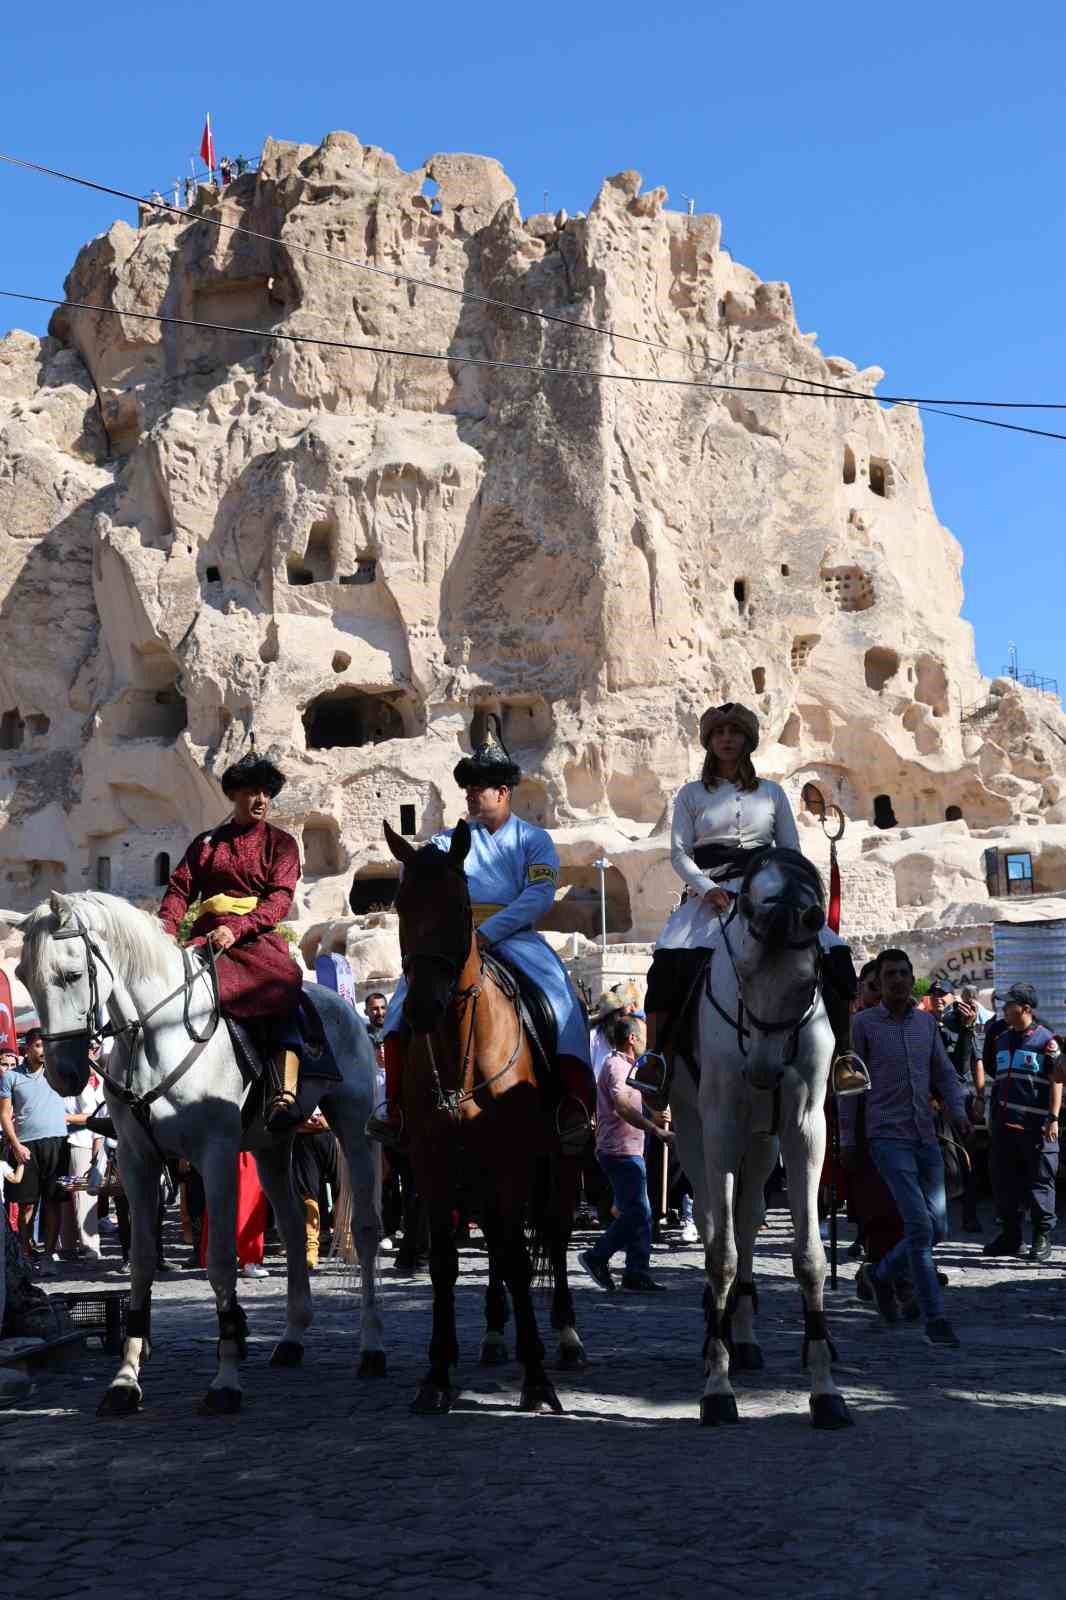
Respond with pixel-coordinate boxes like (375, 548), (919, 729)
(741, 847), (825, 907)
(21, 892), (178, 989)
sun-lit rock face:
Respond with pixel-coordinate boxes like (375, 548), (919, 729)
(1, 130), (1064, 956)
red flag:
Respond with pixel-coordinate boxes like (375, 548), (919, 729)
(0, 969), (16, 1051)
(200, 114), (215, 172)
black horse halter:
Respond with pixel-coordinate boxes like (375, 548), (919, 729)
(709, 872), (823, 1066)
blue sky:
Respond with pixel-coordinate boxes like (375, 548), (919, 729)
(2, 2), (1063, 693)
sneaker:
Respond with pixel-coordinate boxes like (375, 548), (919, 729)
(578, 1249), (615, 1292)
(620, 1272), (667, 1292)
(858, 1262), (898, 1324)
(679, 1218), (700, 1245)
(239, 1262), (269, 1279)
(925, 1316), (961, 1348)
(1029, 1233), (1053, 1264)
(378, 1236), (397, 1255)
(36, 1256), (58, 1279)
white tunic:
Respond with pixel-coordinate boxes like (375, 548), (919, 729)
(657, 777), (841, 951)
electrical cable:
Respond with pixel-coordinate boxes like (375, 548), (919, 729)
(2, 288), (1065, 442)
(2, 150), (1065, 418)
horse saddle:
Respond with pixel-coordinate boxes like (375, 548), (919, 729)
(225, 993), (343, 1087)
(482, 950), (558, 1082)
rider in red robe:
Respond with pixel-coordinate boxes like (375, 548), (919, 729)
(158, 750), (304, 1131)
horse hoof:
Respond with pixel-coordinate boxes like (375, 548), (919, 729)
(97, 1383), (142, 1418)
(269, 1340), (304, 1368)
(357, 1349), (387, 1379)
(810, 1393), (853, 1431)
(519, 1381), (564, 1415)
(202, 1386), (242, 1416)
(479, 1339), (509, 1368)
(557, 1344), (587, 1372)
(410, 1383), (456, 1414)
(700, 1392), (740, 1426)
(729, 1343), (764, 1375)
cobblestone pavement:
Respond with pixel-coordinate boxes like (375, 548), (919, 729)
(5, 1202), (1065, 1600)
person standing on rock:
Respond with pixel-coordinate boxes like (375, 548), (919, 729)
(629, 702), (868, 1105)
(158, 748), (306, 1132)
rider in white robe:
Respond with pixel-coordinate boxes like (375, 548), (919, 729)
(631, 702), (868, 1105)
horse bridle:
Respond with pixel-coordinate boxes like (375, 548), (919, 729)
(709, 889), (823, 1066)
(37, 914), (221, 1152)
(399, 872), (523, 1117)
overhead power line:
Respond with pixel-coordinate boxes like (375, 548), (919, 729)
(2, 150), (1065, 420)
(3, 288), (1066, 443)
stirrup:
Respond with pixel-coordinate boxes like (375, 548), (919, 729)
(626, 1051), (670, 1109)
(365, 1100), (406, 1150)
(555, 1096), (593, 1156)
(831, 1052), (870, 1098)
(264, 1089), (303, 1133)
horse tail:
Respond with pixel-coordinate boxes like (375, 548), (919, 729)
(526, 1150), (579, 1287)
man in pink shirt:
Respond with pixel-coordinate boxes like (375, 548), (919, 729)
(579, 1015), (674, 1294)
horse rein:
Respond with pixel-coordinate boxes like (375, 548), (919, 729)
(400, 884), (523, 1118)
(711, 895), (822, 1066)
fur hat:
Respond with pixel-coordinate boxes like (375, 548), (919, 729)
(220, 749), (286, 800)
(453, 717), (522, 790)
(699, 701), (760, 751)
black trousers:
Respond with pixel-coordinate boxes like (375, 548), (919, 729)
(292, 1131), (339, 1229)
(989, 1123), (1058, 1238)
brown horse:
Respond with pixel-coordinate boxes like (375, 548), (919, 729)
(384, 818), (582, 1414)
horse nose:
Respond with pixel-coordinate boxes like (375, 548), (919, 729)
(744, 1064), (784, 1092)
(801, 904), (825, 933)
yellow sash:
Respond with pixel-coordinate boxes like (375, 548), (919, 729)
(199, 893), (259, 917)
(471, 904), (504, 929)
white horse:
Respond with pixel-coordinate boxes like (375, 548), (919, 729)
(7, 890), (384, 1416)
(666, 849), (852, 1430)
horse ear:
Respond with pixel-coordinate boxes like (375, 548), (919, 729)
(0, 909), (27, 928)
(383, 820), (417, 867)
(449, 819), (471, 866)
(49, 891), (77, 926)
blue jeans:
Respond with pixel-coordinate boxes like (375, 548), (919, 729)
(868, 1138), (949, 1320)
(587, 1154), (651, 1276)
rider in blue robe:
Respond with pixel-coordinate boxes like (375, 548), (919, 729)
(367, 728), (594, 1151)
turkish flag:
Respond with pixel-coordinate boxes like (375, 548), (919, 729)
(0, 969), (16, 1051)
(200, 114), (215, 172)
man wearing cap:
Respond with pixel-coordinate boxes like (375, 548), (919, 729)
(158, 749), (306, 1132)
(632, 701), (868, 1105)
(589, 982), (641, 1081)
(980, 983), (1061, 1262)
(368, 727), (595, 1150)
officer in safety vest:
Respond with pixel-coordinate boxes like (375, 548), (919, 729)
(367, 727), (595, 1152)
(979, 982), (1061, 1263)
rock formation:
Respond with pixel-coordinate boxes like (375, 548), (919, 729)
(1, 129), (1065, 983)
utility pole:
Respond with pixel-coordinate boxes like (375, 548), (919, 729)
(593, 857), (611, 955)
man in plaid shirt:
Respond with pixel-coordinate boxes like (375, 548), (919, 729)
(840, 948), (971, 1348)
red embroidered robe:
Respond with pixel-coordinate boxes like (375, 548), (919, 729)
(158, 819), (302, 1021)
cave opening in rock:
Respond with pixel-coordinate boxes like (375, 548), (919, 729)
(96, 856), (112, 891)
(843, 446), (856, 485)
(869, 457), (890, 497)
(0, 710), (24, 751)
(733, 578), (747, 610)
(302, 818), (344, 876)
(303, 688), (407, 750)
(348, 869), (399, 915)
(752, 666), (766, 694)
(864, 646), (901, 692)
(399, 804), (416, 836)
(205, 565), (221, 584)
(873, 794), (898, 830)
(945, 805), (963, 822)
(154, 852), (171, 887)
